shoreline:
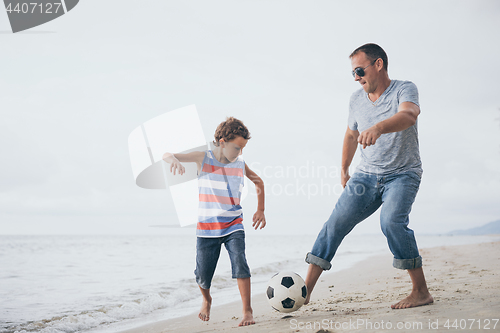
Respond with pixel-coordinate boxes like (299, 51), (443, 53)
(118, 240), (500, 332)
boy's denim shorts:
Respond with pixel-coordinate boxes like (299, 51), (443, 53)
(195, 230), (251, 289)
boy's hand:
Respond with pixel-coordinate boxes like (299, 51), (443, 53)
(252, 210), (266, 230)
(170, 158), (185, 175)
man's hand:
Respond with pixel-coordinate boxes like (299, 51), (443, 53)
(357, 102), (420, 150)
(252, 210), (266, 230)
(358, 125), (382, 149)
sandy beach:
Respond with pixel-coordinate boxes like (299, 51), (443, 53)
(119, 240), (500, 333)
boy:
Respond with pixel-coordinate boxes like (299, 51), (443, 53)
(162, 117), (266, 326)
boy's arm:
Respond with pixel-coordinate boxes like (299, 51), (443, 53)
(245, 164), (266, 230)
(162, 151), (205, 175)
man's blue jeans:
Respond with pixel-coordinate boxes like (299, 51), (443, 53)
(306, 171), (422, 270)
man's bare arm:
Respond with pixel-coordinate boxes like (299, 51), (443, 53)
(358, 102), (420, 149)
(341, 126), (359, 188)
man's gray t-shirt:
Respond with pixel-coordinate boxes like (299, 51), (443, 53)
(348, 80), (423, 177)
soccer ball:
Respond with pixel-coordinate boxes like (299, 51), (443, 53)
(266, 271), (307, 313)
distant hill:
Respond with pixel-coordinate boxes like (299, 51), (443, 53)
(448, 220), (500, 235)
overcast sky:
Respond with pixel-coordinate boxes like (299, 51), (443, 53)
(1, 0), (499, 236)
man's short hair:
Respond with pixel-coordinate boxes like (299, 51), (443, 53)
(350, 43), (388, 71)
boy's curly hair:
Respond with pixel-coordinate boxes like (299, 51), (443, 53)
(213, 117), (251, 147)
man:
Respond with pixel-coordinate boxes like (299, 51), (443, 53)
(304, 43), (433, 309)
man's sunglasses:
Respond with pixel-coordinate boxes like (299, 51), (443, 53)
(351, 60), (377, 78)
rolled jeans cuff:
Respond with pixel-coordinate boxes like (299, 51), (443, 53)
(393, 255), (422, 270)
(305, 252), (332, 271)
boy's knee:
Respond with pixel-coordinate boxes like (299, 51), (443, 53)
(195, 271), (212, 289)
(231, 256), (251, 279)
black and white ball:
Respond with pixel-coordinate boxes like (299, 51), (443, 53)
(266, 271), (307, 313)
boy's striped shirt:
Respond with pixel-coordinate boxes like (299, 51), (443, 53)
(197, 150), (245, 237)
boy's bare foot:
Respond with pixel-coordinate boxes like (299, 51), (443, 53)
(198, 298), (212, 321)
(238, 310), (255, 326)
(391, 291), (434, 309)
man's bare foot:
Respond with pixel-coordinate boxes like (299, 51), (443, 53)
(238, 311), (255, 326)
(304, 290), (311, 305)
(198, 297), (212, 321)
(391, 291), (433, 309)
(304, 263), (322, 305)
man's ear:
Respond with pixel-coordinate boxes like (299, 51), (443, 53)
(376, 58), (384, 71)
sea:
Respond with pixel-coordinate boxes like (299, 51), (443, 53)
(1, 231), (499, 333)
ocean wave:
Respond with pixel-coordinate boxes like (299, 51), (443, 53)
(4, 286), (200, 333)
